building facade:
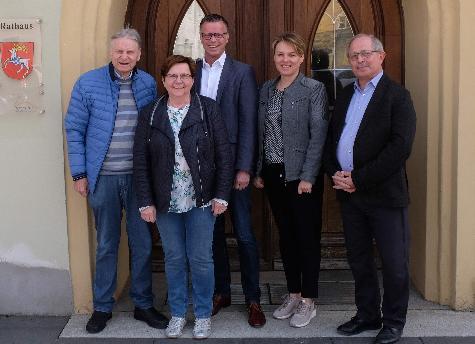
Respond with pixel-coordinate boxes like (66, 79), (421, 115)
(0, 0), (473, 315)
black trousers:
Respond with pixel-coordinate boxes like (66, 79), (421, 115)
(340, 199), (410, 329)
(263, 163), (323, 298)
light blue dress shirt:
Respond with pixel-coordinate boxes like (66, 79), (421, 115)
(337, 71), (384, 171)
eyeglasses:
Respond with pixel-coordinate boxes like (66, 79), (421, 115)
(348, 50), (382, 61)
(165, 73), (193, 81)
(200, 32), (228, 40)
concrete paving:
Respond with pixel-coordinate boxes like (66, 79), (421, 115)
(2, 271), (474, 343)
(60, 309), (475, 339)
(1, 314), (475, 343)
(58, 271), (475, 342)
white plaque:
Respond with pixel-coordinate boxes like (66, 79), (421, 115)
(0, 18), (43, 115)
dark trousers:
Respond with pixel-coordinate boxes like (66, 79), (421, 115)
(213, 186), (261, 303)
(340, 199), (410, 329)
(263, 163), (323, 298)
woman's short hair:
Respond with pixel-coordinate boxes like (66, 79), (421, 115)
(160, 55), (196, 78)
(272, 32), (306, 56)
(110, 27), (142, 48)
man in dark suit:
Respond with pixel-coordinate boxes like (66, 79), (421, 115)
(195, 14), (265, 328)
(324, 34), (416, 344)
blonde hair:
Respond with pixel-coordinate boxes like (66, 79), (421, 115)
(272, 32), (305, 56)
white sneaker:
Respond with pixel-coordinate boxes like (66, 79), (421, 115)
(193, 318), (211, 339)
(273, 294), (301, 319)
(165, 316), (186, 338)
(290, 300), (316, 328)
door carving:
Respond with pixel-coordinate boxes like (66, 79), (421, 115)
(125, 0), (404, 270)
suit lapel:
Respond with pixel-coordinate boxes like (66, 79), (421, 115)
(194, 59), (203, 94)
(356, 74), (388, 137)
(216, 55), (232, 104)
(335, 85), (354, 140)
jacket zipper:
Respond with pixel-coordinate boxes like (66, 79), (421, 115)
(196, 143), (205, 206)
(196, 95), (206, 206)
(98, 81), (120, 185)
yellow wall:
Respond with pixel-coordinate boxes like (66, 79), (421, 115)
(454, 0), (475, 309)
(404, 0), (475, 309)
(403, 0), (430, 296)
(61, 0), (130, 313)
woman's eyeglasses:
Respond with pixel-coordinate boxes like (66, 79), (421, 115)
(165, 74), (193, 81)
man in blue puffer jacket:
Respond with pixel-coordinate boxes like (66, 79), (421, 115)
(64, 28), (168, 333)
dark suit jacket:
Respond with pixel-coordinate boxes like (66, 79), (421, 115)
(324, 73), (416, 207)
(195, 55), (258, 173)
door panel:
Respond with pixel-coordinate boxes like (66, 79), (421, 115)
(125, 0), (404, 271)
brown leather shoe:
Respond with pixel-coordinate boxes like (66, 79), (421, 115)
(247, 302), (266, 328)
(211, 294), (231, 316)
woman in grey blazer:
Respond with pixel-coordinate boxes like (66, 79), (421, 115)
(254, 32), (329, 328)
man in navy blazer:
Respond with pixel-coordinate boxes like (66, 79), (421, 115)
(195, 14), (265, 328)
(324, 34), (416, 344)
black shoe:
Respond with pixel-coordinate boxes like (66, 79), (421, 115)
(337, 315), (382, 336)
(86, 311), (112, 333)
(134, 307), (169, 329)
(211, 294), (231, 316)
(374, 326), (403, 344)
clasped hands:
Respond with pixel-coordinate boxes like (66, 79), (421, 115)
(332, 171), (356, 193)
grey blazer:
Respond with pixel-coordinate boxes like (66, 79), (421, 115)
(256, 73), (329, 184)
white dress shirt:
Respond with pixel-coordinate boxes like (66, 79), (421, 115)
(200, 52), (227, 100)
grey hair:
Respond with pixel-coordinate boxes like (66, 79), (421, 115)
(346, 33), (384, 56)
(110, 27), (142, 48)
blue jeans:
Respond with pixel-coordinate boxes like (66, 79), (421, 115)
(213, 186), (261, 303)
(87, 174), (153, 312)
(156, 206), (215, 318)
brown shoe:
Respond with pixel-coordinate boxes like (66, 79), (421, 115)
(247, 302), (266, 328)
(211, 294), (231, 316)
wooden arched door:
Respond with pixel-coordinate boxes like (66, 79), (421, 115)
(125, 0), (404, 271)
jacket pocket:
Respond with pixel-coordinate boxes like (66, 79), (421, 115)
(292, 147), (307, 173)
(286, 97), (307, 128)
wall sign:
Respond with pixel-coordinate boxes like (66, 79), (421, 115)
(0, 18), (44, 115)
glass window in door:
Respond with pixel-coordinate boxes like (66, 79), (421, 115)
(312, 0), (355, 107)
(173, 1), (205, 59)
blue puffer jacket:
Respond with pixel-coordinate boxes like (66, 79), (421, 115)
(65, 63), (157, 194)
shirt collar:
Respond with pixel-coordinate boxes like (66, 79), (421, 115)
(203, 51), (227, 69)
(114, 69), (132, 81)
(354, 70), (383, 92)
